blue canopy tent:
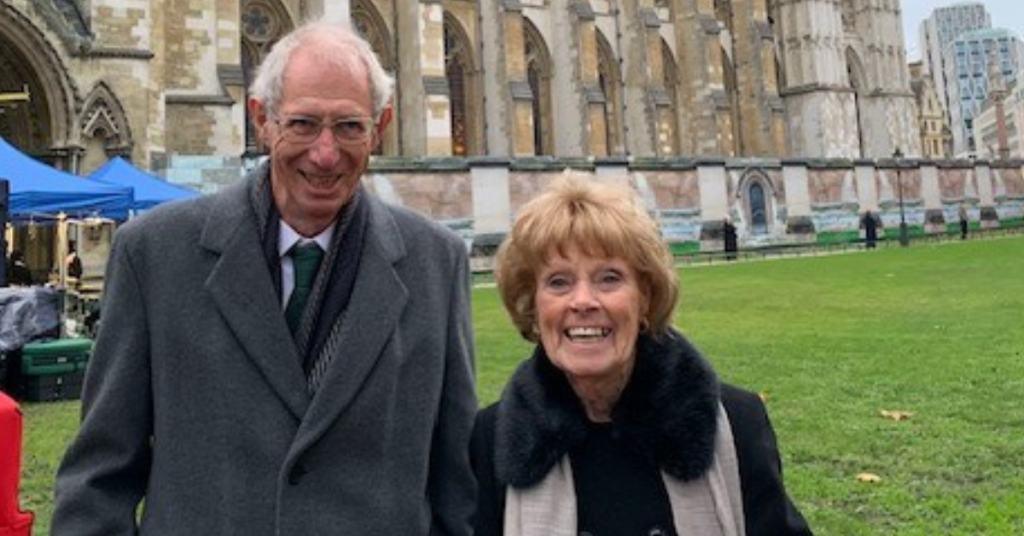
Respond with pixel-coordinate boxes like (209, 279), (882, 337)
(0, 136), (132, 222)
(87, 156), (199, 211)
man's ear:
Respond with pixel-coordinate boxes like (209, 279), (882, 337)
(372, 104), (393, 151)
(248, 97), (269, 144)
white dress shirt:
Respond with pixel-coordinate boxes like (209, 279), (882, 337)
(278, 221), (334, 308)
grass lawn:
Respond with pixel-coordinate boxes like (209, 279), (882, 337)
(17, 235), (1024, 534)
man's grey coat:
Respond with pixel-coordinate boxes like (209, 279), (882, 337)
(51, 169), (478, 535)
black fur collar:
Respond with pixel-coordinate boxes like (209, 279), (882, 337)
(494, 329), (721, 488)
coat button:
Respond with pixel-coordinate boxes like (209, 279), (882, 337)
(288, 464), (308, 485)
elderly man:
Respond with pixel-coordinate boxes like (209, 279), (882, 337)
(52, 19), (477, 535)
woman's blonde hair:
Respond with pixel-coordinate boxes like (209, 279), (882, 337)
(495, 172), (678, 342)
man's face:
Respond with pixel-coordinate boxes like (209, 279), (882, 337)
(250, 45), (391, 236)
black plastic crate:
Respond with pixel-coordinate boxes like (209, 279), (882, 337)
(21, 370), (84, 402)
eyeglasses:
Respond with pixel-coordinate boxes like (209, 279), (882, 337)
(272, 115), (377, 145)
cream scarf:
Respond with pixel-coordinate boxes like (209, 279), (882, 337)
(502, 404), (746, 536)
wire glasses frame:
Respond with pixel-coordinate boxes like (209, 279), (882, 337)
(271, 115), (378, 146)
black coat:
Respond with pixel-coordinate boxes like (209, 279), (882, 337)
(471, 330), (812, 536)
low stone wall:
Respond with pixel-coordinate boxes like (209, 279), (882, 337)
(164, 155), (1024, 253)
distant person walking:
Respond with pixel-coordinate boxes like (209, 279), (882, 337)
(861, 211), (878, 249)
(958, 204), (969, 240)
(723, 217), (738, 261)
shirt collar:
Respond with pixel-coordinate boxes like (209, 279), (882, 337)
(278, 219), (335, 258)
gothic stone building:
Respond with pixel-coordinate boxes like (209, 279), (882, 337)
(1, 0), (921, 178)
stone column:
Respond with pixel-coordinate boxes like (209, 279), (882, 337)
(619, 0), (658, 157)
(395, 1), (450, 156)
(854, 160), (879, 212)
(547, 0), (587, 156)
(571, 2), (608, 157)
(420, 1), (452, 156)
(782, 161), (815, 239)
(470, 157), (512, 270)
(396, 1), (451, 156)
(919, 163), (945, 233)
(216, 1), (244, 156)
(671, 0), (723, 156)
(149, 0), (167, 167)
(698, 160), (729, 250)
(481, 1), (535, 156)
(975, 162), (999, 228)
(480, 0), (510, 156)
(729, 0), (780, 156)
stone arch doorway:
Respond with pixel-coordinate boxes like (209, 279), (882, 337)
(0, 5), (78, 167)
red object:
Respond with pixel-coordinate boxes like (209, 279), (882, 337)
(0, 392), (33, 536)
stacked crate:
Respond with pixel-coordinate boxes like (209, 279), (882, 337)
(19, 338), (93, 402)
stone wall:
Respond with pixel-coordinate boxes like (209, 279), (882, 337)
(349, 156), (1024, 255)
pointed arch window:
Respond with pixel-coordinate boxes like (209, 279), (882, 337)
(444, 14), (474, 156)
(524, 19), (553, 156)
(749, 183), (768, 234)
(596, 30), (623, 156)
(661, 39), (680, 155)
(739, 169), (776, 236)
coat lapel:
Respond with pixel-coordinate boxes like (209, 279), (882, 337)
(200, 181), (310, 420)
(294, 196), (408, 449)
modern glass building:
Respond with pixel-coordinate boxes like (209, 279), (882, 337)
(919, 2), (991, 114)
(943, 28), (1024, 156)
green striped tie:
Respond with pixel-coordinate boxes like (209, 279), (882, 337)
(285, 242), (324, 336)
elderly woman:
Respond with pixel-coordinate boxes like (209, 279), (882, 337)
(471, 176), (812, 536)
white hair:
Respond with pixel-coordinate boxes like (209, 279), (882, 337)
(250, 18), (395, 118)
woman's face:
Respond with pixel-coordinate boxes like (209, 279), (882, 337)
(534, 244), (646, 386)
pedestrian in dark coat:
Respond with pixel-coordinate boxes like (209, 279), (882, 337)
(723, 217), (739, 260)
(959, 204), (969, 240)
(861, 211), (878, 249)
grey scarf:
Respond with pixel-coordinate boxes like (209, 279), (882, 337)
(502, 404), (746, 536)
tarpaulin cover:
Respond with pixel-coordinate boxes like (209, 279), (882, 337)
(0, 287), (62, 352)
